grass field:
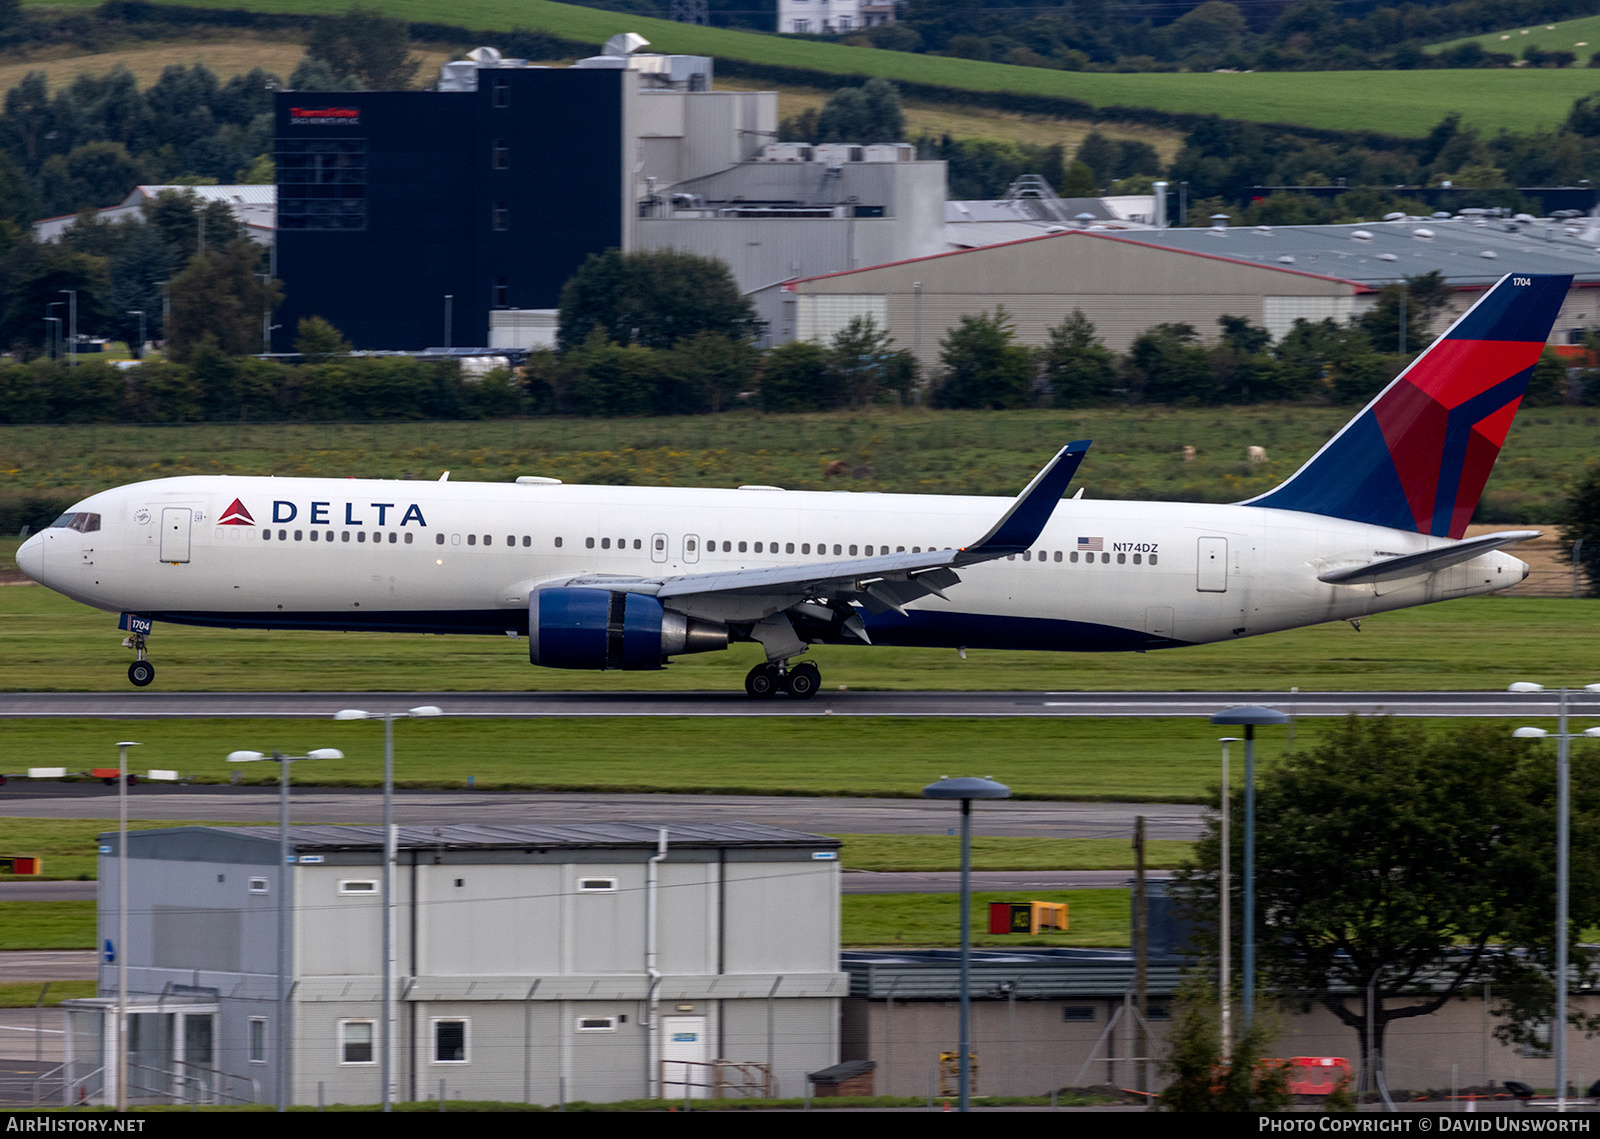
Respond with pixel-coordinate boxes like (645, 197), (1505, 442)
(0, 710), (1575, 801)
(3, 574), (1597, 695)
(1430, 15), (1600, 59)
(0, 819), (1194, 880)
(0, 891), (1132, 948)
(5, 405), (1595, 520)
(8, 0), (1592, 136)
(844, 889), (1127, 947)
(0, 901), (95, 949)
(0, 980), (95, 1007)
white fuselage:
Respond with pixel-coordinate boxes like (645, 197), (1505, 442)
(18, 475), (1527, 652)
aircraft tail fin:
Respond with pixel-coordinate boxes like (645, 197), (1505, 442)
(1243, 272), (1570, 538)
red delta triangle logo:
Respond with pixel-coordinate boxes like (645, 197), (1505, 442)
(219, 499), (255, 526)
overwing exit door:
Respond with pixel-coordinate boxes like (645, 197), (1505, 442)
(159, 508), (191, 564)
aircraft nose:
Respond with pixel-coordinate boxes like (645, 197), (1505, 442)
(16, 532), (44, 582)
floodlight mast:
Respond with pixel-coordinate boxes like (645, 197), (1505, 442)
(115, 741), (139, 1113)
(1509, 681), (1600, 1113)
(226, 746), (343, 1111)
(334, 706), (441, 1111)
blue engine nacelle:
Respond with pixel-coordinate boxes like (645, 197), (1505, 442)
(529, 588), (727, 670)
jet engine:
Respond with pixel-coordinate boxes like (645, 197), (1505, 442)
(529, 588), (728, 670)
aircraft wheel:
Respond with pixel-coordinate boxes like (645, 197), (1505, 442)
(128, 661), (155, 688)
(744, 664), (780, 699)
(786, 662), (821, 700)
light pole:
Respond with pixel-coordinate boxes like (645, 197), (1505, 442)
(60, 289), (76, 367)
(1209, 706), (1289, 1027)
(1509, 681), (1600, 1111)
(333, 706), (442, 1111)
(1218, 736), (1243, 1060)
(114, 740), (139, 1112)
(126, 311), (145, 360)
(43, 316), (60, 362)
(922, 775), (1011, 1112)
(226, 746), (344, 1111)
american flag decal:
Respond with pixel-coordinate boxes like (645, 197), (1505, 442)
(1077, 536), (1103, 552)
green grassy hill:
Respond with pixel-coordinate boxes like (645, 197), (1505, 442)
(34, 0), (1600, 137)
(1429, 13), (1600, 58)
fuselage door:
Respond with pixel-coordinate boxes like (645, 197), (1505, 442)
(1196, 536), (1227, 592)
(651, 532), (669, 564)
(160, 507), (192, 564)
(683, 534), (701, 564)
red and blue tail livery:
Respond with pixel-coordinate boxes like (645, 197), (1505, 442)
(1245, 272), (1571, 537)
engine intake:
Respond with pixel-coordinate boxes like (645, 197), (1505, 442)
(529, 588), (727, 670)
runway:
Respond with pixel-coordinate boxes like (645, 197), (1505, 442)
(0, 689), (1583, 718)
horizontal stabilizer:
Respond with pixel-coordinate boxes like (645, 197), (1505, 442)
(1318, 530), (1538, 585)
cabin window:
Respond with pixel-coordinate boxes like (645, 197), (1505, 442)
(522, 536), (530, 547)
(342, 532), (351, 543)
(754, 542), (763, 553)
(451, 534), (460, 546)
(468, 534), (477, 546)
(505, 536), (514, 547)
(436, 533), (445, 545)
(738, 541), (747, 553)
(554, 537), (562, 548)
(309, 530), (318, 542)
(865, 545), (874, 556)
(389, 532), (397, 544)
(801, 543), (810, 554)
(723, 541), (732, 552)
(786, 543), (795, 554)
(655, 537), (665, 551)
(483, 535), (492, 546)
(586, 538), (594, 548)
(405, 533), (414, 544)
(1133, 553), (1142, 564)
(897, 546), (905, 553)
(1054, 551), (1062, 562)
(1117, 553), (1125, 564)
(1023, 550), (1031, 561)
(1150, 554), (1159, 566)
(832, 544), (841, 555)
(292, 530), (301, 541)
(262, 529), (270, 540)
(1070, 551), (1078, 563)
(600, 538), (609, 549)
(912, 547), (920, 553)
(358, 531), (367, 543)
(1101, 553), (1110, 563)
(633, 539), (641, 550)
(685, 539), (695, 552)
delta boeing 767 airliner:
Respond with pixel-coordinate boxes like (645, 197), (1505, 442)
(16, 272), (1570, 698)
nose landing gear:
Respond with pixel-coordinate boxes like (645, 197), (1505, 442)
(122, 630), (155, 687)
(743, 660), (821, 700)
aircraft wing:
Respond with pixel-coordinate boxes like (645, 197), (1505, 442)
(555, 441), (1089, 626)
(1318, 530), (1540, 585)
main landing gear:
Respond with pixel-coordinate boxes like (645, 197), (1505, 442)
(123, 630), (154, 687)
(744, 660), (820, 700)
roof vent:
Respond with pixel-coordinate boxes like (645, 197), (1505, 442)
(1351, 230), (1373, 241)
(1382, 212), (1406, 222)
(1277, 255), (1296, 264)
(1413, 228), (1435, 240)
(1378, 252), (1398, 261)
(1479, 249), (1498, 259)
(604, 32), (650, 56)
(1254, 225), (1273, 235)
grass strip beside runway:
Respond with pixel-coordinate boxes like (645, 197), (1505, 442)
(4, 585), (1596, 692)
(0, 892), (1132, 950)
(843, 889), (1129, 948)
(0, 819), (1197, 881)
(0, 716), (1324, 801)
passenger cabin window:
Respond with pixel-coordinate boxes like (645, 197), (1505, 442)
(436, 533), (445, 545)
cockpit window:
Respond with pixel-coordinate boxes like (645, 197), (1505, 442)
(49, 512), (100, 533)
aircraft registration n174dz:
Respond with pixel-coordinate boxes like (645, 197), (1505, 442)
(16, 272), (1570, 698)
